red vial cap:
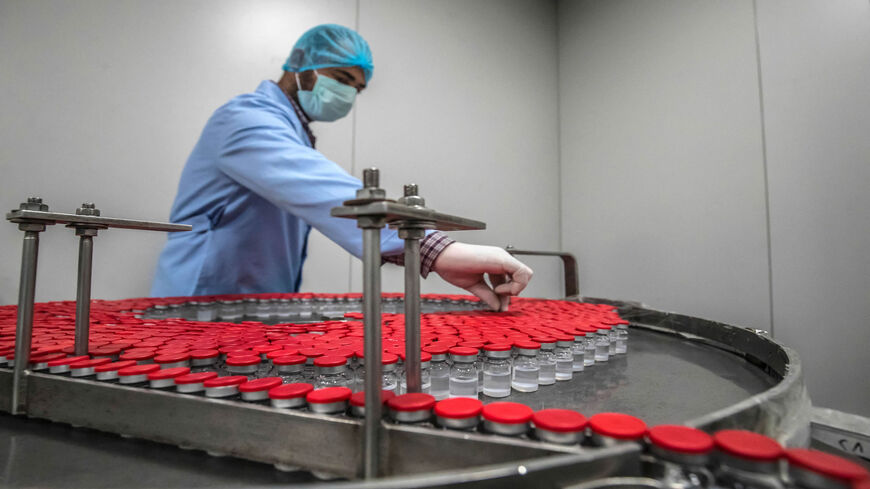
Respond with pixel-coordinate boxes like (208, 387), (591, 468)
(47, 355), (90, 367)
(70, 358), (112, 368)
(202, 375), (248, 388)
(120, 350), (155, 361)
(648, 425), (714, 454)
(314, 355), (347, 368)
(154, 352), (190, 364)
(272, 354), (306, 366)
(531, 336), (557, 344)
(174, 371), (218, 384)
(269, 383), (313, 400)
(423, 345), (449, 355)
(30, 352), (66, 363)
(434, 397), (483, 419)
(482, 402), (534, 424)
(89, 345), (123, 356)
(382, 352), (399, 365)
(785, 448), (869, 483)
(225, 355), (260, 367)
(532, 409), (587, 433)
(189, 349), (219, 359)
(147, 367), (190, 380)
(448, 346), (478, 357)
(387, 393), (436, 412)
(306, 386), (352, 404)
(118, 364), (161, 376)
(239, 377), (283, 393)
(588, 413), (647, 440)
(713, 430), (783, 461)
(483, 343), (512, 352)
(298, 347), (326, 358)
(513, 340), (541, 350)
(94, 360), (137, 373)
(349, 390), (396, 407)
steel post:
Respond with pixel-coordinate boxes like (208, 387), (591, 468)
(11, 229), (41, 414)
(403, 236), (422, 393)
(74, 234), (94, 356)
(362, 226), (383, 479)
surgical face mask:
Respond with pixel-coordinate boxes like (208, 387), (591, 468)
(295, 70), (357, 122)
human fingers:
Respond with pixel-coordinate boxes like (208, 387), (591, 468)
(466, 280), (501, 311)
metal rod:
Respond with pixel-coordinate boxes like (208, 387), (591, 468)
(74, 235), (94, 356)
(11, 230), (40, 414)
(403, 237), (422, 393)
(362, 226), (383, 479)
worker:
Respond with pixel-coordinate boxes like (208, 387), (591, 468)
(151, 24), (532, 311)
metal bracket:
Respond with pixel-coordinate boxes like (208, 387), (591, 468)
(331, 168), (485, 478)
(5, 198), (190, 414)
(811, 407), (870, 461)
(505, 246), (580, 298)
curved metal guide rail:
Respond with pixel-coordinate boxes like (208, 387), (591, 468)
(0, 295), (811, 488)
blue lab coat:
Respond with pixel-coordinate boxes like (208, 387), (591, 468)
(150, 81), (404, 297)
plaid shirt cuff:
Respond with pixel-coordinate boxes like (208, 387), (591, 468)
(381, 231), (455, 278)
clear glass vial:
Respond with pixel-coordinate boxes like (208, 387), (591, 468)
(535, 337), (557, 385)
(424, 346), (450, 400)
(511, 341), (541, 393)
(571, 332), (586, 372)
(482, 344), (512, 398)
(553, 336), (574, 381)
(594, 327), (611, 362)
(448, 347), (479, 399)
(314, 355), (353, 389)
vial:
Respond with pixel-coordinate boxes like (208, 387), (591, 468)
(594, 327), (611, 362)
(299, 348), (326, 383)
(532, 409), (587, 445)
(481, 402), (533, 437)
(239, 377), (283, 402)
(583, 328), (596, 366)
(314, 355), (353, 389)
(225, 355), (260, 379)
(646, 425), (715, 489)
(398, 351), (432, 394)
(424, 345), (450, 400)
(268, 383), (313, 409)
(273, 354), (306, 384)
(381, 353), (400, 393)
(189, 349), (219, 373)
(784, 448), (869, 489)
(306, 386), (352, 414)
(588, 412), (647, 447)
(615, 321), (629, 354)
(482, 343), (512, 398)
(553, 335), (575, 381)
(448, 347), (479, 399)
(534, 337), (557, 386)
(460, 341), (485, 394)
(434, 397), (483, 430)
(571, 332), (586, 372)
(386, 393), (436, 424)
(511, 341), (541, 393)
(713, 430), (785, 489)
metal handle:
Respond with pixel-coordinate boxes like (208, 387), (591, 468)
(505, 246), (580, 298)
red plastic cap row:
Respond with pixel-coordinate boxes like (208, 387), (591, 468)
(588, 412), (647, 440)
(314, 355), (347, 368)
(147, 367), (190, 380)
(713, 430), (783, 461)
(648, 425), (713, 454)
(175, 372), (218, 384)
(268, 382), (313, 400)
(239, 377), (283, 393)
(306, 386), (352, 404)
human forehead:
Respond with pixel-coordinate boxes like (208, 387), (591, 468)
(317, 66), (366, 91)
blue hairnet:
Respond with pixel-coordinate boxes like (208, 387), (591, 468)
(283, 24), (374, 83)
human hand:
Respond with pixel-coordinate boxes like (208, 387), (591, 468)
(431, 242), (533, 312)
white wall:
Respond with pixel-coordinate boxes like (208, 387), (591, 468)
(557, 0), (772, 330)
(755, 0), (870, 417)
(557, 0), (870, 416)
(0, 0), (562, 306)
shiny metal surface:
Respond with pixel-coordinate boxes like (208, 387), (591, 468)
(11, 228), (40, 415)
(331, 201), (485, 232)
(505, 246), (580, 297)
(73, 234), (94, 356)
(6, 208), (191, 232)
(403, 236), (422, 393)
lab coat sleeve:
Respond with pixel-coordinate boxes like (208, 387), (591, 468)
(213, 114), (403, 258)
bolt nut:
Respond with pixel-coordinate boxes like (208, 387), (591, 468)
(76, 203), (101, 216)
(19, 197), (49, 211)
